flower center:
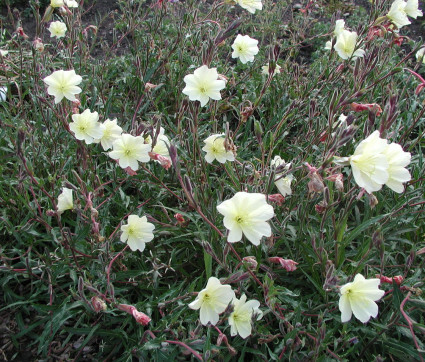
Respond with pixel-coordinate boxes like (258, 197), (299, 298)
(199, 86), (207, 94)
(235, 216), (244, 224)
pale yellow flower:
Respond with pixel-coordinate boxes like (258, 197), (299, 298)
(43, 69), (82, 104)
(387, 0), (411, 28)
(109, 134), (151, 171)
(120, 215), (155, 252)
(228, 294), (262, 338)
(50, 0), (64, 7)
(69, 109), (103, 144)
(57, 187), (73, 213)
(334, 30), (365, 60)
(339, 274), (385, 323)
(202, 134), (235, 164)
(94, 118), (123, 151)
(217, 192), (274, 245)
(48, 21), (67, 39)
(231, 34), (259, 64)
(188, 277), (234, 326)
(236, 0), (262, 14)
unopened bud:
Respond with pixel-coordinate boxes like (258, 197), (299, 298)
(242, 256), (257, 270)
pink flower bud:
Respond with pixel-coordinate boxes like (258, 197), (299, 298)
(174, 213), (186, 225)
(149, 152), (172, 170)
(376, 275), (403, 285)
(350, 102), (382, 116)
(268, 257), (298, 271)
(117, 304), (151, 325)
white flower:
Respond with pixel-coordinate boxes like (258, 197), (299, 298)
(202, 134), (235, 164)
(94, 118), (122, 151)
(48, 21), (67, 39)
(43, 69), (82, 104)
(109, 133), (151, 171)
(120, 215), (155, 252)
(231, 34), (259, 64)
(236, 0), (263, 14)
(261, 63), (281, 76)
(271, 156), (293, 197)
(0, 49), (8, 56)
(50, 0), (64, 7)
(64, 0), (78, 7)
(188, 277), (235, 326)
(387, 0), (411, 28)
(182, 65), (226, 107)
(57, 187), (73, 213)
(217, 192), (274, 246)
(334, 30), (365, 60)
(405, 0), (423, 18)
(383, 142), (411, 193)
(0, 86), (7, 102)
(69, 109), (103, 144)
(228, 294), (262, 339)
(339, 274), (385, 323)
(334, 19), (345, 36)
(349, 131), (389, 193)
(416, 47), (425, 63)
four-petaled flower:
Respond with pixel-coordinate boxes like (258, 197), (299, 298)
(236, 0), (263, 14)
(69, 109), (103, 144)
(349, 131), (389, 193)
(271, 156), (293, 197)
(182, 65), (226, 107)
(231, 34), (259, 64)
(217, 192), (274, 245)
(120, 215), (155, 252)
(57, 187), (73, 213)
(333, 30), (365, 60)
(387, 0), (411, 28)
(202, 134), (235, 164)
(48, 21), (67, 39)
(188, 277), (235, 326)
(43, 69), (82, 103)
(339, 274), (385, 323)
(95, 118), (123, 151)
(228, 294), (262, 339)
(109, 134), (151, 171)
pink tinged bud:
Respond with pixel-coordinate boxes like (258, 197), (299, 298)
(268, 257), (298, 271)
(315, 201), (327, 214)
(376, 275), (403, 285)
(350, 102), (383, 116)
(91, 296), (107, 313)
(336, 64), (345, 73)
(326, 173), (344, 191)
(117, 304), (151, 325)
(33, 38), (44, 52)
(71, 100), (81, 114)
(16, 27), (29, 39)
(132, 310), (151, 326)
(268, 193), (285, 205)
(149, 152), (172, 170)
(393, 36), (404, 46)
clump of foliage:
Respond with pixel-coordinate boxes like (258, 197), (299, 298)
(0, 0), (424, 360)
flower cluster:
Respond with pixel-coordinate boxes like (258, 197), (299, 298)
(189, 277), (262, 338)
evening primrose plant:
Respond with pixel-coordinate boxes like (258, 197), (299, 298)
(1, 0), (425, 360)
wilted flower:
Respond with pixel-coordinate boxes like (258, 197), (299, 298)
(387, 0), (411, 28)
(231, 34), (259, 64)
(349, 131), (389, 193)
(334, 30), (365, 60)
(69, 109), (103, 144)
(91, 296), (107, 312)
(188, 277), (234, 325)
(109, 134), (151, 171)
(350, 102), (383, 116)
(217, 192), (274, 246)
(182, 65), (226, 107)
(236, 0), (262, 14)
(43, 69), (82, 104)
(120, 215), (155, 252)
(339, 274), (385, 323)
(48, 21), (67, 38)
(94, 118), (123, 151)
(228, 294), (262, 339)
(382, 142), (411, 193)
(57, 187), (73, 213)
(202, 134), (235, 164)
